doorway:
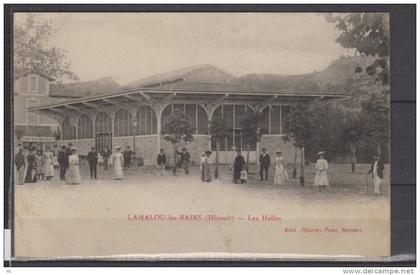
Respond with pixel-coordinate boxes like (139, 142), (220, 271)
(95, 132), (112, 152)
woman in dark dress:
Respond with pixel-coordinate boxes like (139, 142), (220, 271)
(24, 148), (37, 183)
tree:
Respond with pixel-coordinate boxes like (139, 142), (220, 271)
(340, 113), (363, 173)
(324, 13), (390, 84)
(209, 118), (232, 179)
(282, 103), (316, 185)
(240, 111), (264, 165)
(14, 14), (78, 81)
(358, 93), (390, 160)
(162, 109), (194, 175)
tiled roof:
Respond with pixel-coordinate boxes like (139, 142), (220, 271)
(49, 77), (121, 98)
(123, 64), (234, 90)
(14, 70), (55, 81)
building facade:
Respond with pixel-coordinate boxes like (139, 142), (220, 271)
(13, 71), (70, 151)
(29, 65), (346, 165)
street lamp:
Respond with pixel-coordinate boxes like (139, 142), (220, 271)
(131, 118), (138, 155)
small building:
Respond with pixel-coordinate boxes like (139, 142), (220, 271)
(29, 64), (346, 165)
(13, 70), (78, 151)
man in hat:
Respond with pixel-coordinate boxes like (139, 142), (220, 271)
(66, 143), (73, 159)
(232, 149), (245, 183)
(156, 149), (167, 176)
(87, 147), (99, 179)
(101, 145), (112, 171)
(367, 155), (384, 195)
(14, 148), (26, 185)
(123, 146), (134, 170)
(177, 147), (191, 175)
(24, 147), (37, 183)
(57, 145), (68, 180)
(259, 148), (271, 181)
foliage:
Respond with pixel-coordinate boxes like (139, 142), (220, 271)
(14, 14), (78, 81)
(282, 103), (315, 149)
(162, 109), (194, 146)
(240, 111), (264, 148)
(358, 92), (390, 159)
(324, 13), (389, 84)
(209, 118), (232, 143)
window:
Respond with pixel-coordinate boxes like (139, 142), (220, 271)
(135, 105), (157, 135)
(26, 99), (40, 124)
(211, 104), (254, 151)
(114, 109), (133, 137)
(77, 114), (93, 139)
(28, 75), (39, 93)
(260, 105), (291, 135)
(161, 104), (208, 134)
(62, 117), (77, 140)
(95, 112), (112, 133)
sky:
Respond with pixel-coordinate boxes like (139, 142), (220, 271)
(15, 13), (350, 84)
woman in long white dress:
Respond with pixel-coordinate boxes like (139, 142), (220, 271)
(111, 146), (124, 180)
(66, 148), (82, 184)
(314, 151), (329, 190)
(274, 150), (288, 186)
(44, 151), (55, 180)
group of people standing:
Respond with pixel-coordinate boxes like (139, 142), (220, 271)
(14, 146), (59, 185)
(14, 143), (133, 185)
(231, 148), (290, 185)
(229, 148), (329, 188)
(15, 142), (385, 195)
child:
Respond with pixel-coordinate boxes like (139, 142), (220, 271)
(240, 165), (248, 184)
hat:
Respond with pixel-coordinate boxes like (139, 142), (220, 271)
(236, 149), (241, 152)
(160, 148), (164, 152)
(262, 148), (266, 151)
(373, 155), (379, 159)
(317, 151), (326, 156)
(71, 147), (78, 151)
(68, 143), (73, 146)
(205, 150), (212, 155)
(91, 147), (95, 150)
(182, 147), (187, 151)
(115, 146), (121, 150)
(61, 145), (66, 149)
(276, 150), (282, 153)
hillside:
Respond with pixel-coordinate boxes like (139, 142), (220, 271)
(235, 55), (389, 111)
(50, 77), (121, 98)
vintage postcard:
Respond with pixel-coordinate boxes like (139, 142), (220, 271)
(11, 12), (390, 260)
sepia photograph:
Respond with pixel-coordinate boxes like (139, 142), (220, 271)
(10, 11), (391, 260)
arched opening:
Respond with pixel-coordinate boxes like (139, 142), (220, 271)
(260, 105), (292, 135)
(62, 117), (77, 140)
(95, 112), (112, 152)
(135, 105), (157, 135)
(77, 114), (93, 139)
(211, 104), (255, 151)
(114, 109), (133, 137)
(161, 104), (208, 134)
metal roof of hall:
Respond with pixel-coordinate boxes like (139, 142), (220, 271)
(29, 64), (348, 111)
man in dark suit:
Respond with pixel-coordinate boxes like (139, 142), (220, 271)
(87, 147), (99, 179)
(367, 155), (385, 195)
(177, 147), (191, 175)
(57, 146), (68, 180)
(123, 146), (134, 170)
(157, 149), (167, 175)
(101, 145), (112, 170)
(233, 149), (245, 184)
(259, 148), (271, 181)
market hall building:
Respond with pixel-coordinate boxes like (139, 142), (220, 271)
(29, 64), (346, 165)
